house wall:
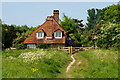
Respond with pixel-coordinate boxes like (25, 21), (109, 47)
(27, 44), (36, 48)
(48, 43), (65, 48)
(27, 43), (65, 49)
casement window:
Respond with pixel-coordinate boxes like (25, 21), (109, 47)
(27, 44), (36, 48)
(36, 32), (44, 39)
(54, 32), (62, 38)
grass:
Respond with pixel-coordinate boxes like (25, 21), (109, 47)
(2, 48), (71, 78)
(56, 53), (89, 78)
(2, 48), (118, 78)
(0, 52), (2, 79)
(57, 48), (118, 78)
(71, 49), (118, 78)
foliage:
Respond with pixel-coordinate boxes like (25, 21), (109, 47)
(86, 8), (101, 30)
(97, 23), (120, 48)
(1, 22), (38, 49)
(82, 4), (120, 49)
(13, 30), (33, 44)
(2, 24), (17, 49)
(60, 13), (79, 34)
(13, 43), (27, 50)
(0, 19), (2, 50)
(60, 13), (84, 46)
(95, 4), (120, 48)
(2, 49), (71, 78)
(98, 5), (120, 24)
(12, 26), (37, 47)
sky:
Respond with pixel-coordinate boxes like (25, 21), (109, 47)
(1, 2), (118, 27)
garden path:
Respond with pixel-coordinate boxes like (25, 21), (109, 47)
(66, 55), (76, 72)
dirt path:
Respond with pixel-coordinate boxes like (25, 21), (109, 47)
(57, 54), (89, 78)
(66, 55), (75, 72)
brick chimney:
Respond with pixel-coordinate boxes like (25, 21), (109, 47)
(53, 10), (59, 22)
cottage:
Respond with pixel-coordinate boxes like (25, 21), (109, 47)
(23, 10), (67, 48)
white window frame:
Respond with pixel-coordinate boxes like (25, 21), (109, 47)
(46, 37), (52, 39)
(36, 32), (44, 39)
(54, 32), (62, 39)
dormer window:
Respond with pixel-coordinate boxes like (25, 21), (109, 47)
(36, 32), (44, 39)
(54, 32), (62, 38)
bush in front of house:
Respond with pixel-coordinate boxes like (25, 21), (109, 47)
(13, 43), (27, 49)
(36, 44), (50, 49)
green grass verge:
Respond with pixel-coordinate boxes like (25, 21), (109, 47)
(2, 48), (118, 78)
(73, 49), (118, 78)
(2, 48), (71, 78)
(0, 53), (2, 79)
(50, 48), (118, 78)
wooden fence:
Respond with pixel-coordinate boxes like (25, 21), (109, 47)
(58, 46), (98, 54)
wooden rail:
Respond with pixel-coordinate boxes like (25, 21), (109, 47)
(58, 46), (98, 54)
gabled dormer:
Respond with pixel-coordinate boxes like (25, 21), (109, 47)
(36, 29), (45, 39)
(54, 29), (63, 39)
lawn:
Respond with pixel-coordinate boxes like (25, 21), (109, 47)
(0, 52), (2, 79)
(71, 49), (118, 78)
(57, 48), (118, 78)
(2, 48), (118, 78)
(2, 48), (71, 78)
(80, 49), (118, 78)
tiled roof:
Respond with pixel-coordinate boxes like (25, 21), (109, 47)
(23, 17), (66, 44)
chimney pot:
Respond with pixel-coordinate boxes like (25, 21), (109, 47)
(53, 10), (59, 12)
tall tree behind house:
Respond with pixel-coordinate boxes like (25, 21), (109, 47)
(86, 8), (101, 30)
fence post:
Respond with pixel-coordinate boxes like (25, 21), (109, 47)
(71, 46), (72, 54)
(68, 47), (71, 54)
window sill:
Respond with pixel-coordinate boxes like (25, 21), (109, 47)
(55, 38), (62, 39)
(37, 38), (44, 39)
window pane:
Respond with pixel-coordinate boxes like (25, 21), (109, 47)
(54, 32), (62, 38)
(56, 32), (59, 37)
(57, 32), (59, 37)
(37, 32), (44, 38)
(59, 32), (61, 37)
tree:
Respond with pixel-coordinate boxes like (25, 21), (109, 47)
(95, 4), (120, 48)
(60, 13), (84, 46)
(86, 8), (101, 30)
(98, 5), (120, 24)
(60, 14), (78, 34)
(12, 26), (38, 48)
(2, 24), (17, 48)
(81, 4), (120, 49)
(73, 19), (84, 28)
(19, 25), (29, 33)
(0, 19), (2, 50)
(97, 23), (120, 48)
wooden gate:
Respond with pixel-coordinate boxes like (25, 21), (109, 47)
(58, 46), (96, 54)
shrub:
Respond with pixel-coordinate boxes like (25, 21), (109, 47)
(97, 23), (120, 49)
(13, 43), (26, 49)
